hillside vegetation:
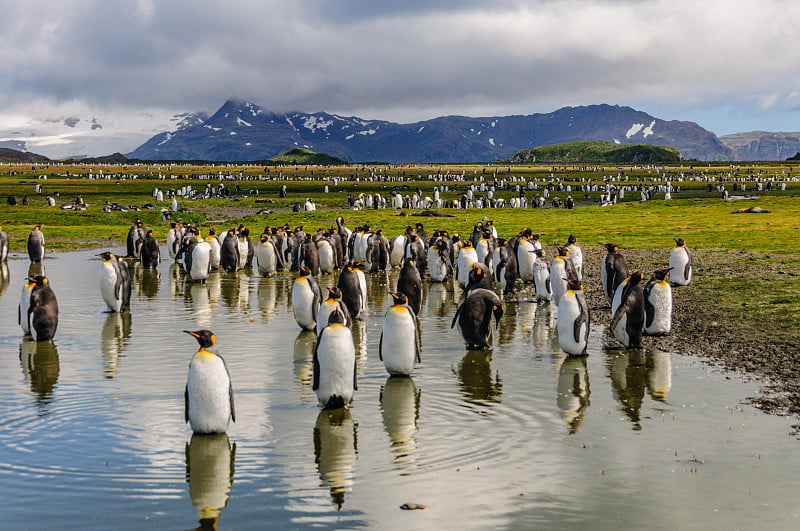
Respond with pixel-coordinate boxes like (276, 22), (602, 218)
(503, 140), (681, 164)
(265, 148), (349, 166)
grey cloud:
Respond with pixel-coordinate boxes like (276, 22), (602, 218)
(64, 117), (80, 128)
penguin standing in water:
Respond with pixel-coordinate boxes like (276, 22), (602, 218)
(337, 262), (364, 319)
(18, 276), (36, 335)
(532, 249), (552, 302)
(314, 309), (357, 409)
(139, 230), (161, 269)
(610, 270), (645, 349)
(565, 234), (583, 281)
(167, 222), (182, 261)
(493, 238), (517, 296)
(299, 234), (321, 276)
(557, 279), (590, 356)
(189, 240), (212, 282)
(456, 241), (478, 289)
(27, 224), (45, 263)
(451, 288), (504, 349)
(427, 238), (452, 282)
(550, 245), (578, 306)
(397, 259), (423, 316)
(97, 251), (131, 312)
(669, 238), (692, 286)
(255, 233), (278, 277)
(126, 219), (145, 258)
(601, 243), (629, 304)
(464, 262), (492, 296)
(206, 229), (222, 270)
(184, 330), (235, 434)
(220, 229), (240, 273)
(26, 275), (59, 341)
(316, 287), (352, 335)
(292, 267), (321, 331)
(644, 268), (673, 336)
(380, 292), (420, 376)
(0, 225), (8, 262)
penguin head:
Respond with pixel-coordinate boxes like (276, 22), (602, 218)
(146, 230), (154, 237)
(30, 275), (49, 287)
(327, 308), (347, 326)
(390, 292), (408, 306)
(208, 227), (216, 236)
(25, 276), (38, 288)
(327, 287), (342, 300)
(532, 248), (545, 258)
(96, 251), (115, 261)
(555, 245), (569, 257)
(435, 239), (447, 250)
(652, 267), (673, 280)
(567, 234), (577, 245)
(462, 240), (473, 248)
(298, 266), (311, 277)
(674, 237), (685, 247)
(629, 270), (644, 284)
(184, 329), (216, 349)
(496, 238), (507, 247)
(260, 234), (269, 243)
(491, 303), (504, 328)
(565, 278), (583, 291)
(602, 243), (619, 252)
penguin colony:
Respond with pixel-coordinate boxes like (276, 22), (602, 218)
(4, 219), (690, 429)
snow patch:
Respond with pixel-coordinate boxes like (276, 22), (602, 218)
(358, 129), (376, 136)
(157, 132), (173, 146)
(204, 125), (221, 131)
(230, 131), (237, 135)
(626, 123), (644, 138)
(345, 134), (355, 140)
(417, 126), (424, 133)
(491, 120), (497, 127)
(489, 138), (495, 146)
(236, 117), (252, 127)
(245, 142), (252, 146)
(303, 116), (333, 133)
(285, 117), (298, 131)
(613, 138), (620, 144)
(642, 120), (655, 138)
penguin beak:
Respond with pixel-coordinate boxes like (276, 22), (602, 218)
(183, 330), (200, 338)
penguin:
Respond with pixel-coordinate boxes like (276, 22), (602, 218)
(404, 233), (426, 275)
(292, 267), (321, 331)
(26, 275), (59, 341)
(601, 243), (629, 304)
(353, 262), (368, 316)
(255, 233), (278, 277)
(206, 229), (222, 270)
(557, 279), (590, 356)
(464, 262), (493, 296)
(532, 249), (552, 302)
(427, 238), (452, 282)
(475, 231), (495, 273)
(220, 229), (240, 272)
(610, 270), (645, 348)
(565, 234), (584, 281)
(644, 268), (673, 336)
(116, 254), (132, 311)
(167, 222), (181, 261)
(97, 251), (130, 312)
(550, 245), (578, 306)
(493, 238), (517, 296)
(184, 330), (235, 434)
(389, 233), (407, 268)
(177, 235), (197, 275)
(456, 240), (478, 289)
(27, 224), (45, 263)
(313, 309), (357, 409)
(0, 226), (8, 262)
(397, 259), (423, 316)
(299, 234), (321, 276)
(337, 262), (364, 319)
(139, 230), (161, 269)
(189, 241), (212, 282)
(126, 219), (145, 258)
(335, 217), (352, 263)
(669, 237), (692, 286)
(317, 236), (336, 274)
(240, 227), (255, 268)
(316, 287), (353, 335)
(515, 231), (536, 283)
(451, 288), (504, 349)
(380, 292), (421, 376)
(18, 275), (37, 335)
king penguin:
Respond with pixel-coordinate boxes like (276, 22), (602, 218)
(644, 268), (673, 336)
(316, 287), (353, 335)
(293, 267), (321, 331)
(189, 240), (212, 282)
(565, 234), (583, 281)
(139, 230), (161, 269)
(601, 243), (629, 304)
(610, 270), (645, 348)
(337, 262), (364, 319)
(427, 238), (452, 282)
(206, 229), (222, 270)
(27, 224), (45, 263)
(379, 292), (421, 376)
(451, 288), (504, 349)
(464, 262), (493, 296)
(97, 251), (130, 312)
(669, 238), (692, 286)
(184, 330), (235, 434)
(456, 241), (478, 289)
(397, 258), (423, 316)
(255, 233), (278, 277)
(26, 275), (59, 341)
(493, 238), (517, 296)
(550, 245), (578, 306)
(18, 275), (37, 335)
(557, 279), (590, 356)
(313, 309), (357, 409)
(532, 249), (552, 302)
(220, 229), (240, 273)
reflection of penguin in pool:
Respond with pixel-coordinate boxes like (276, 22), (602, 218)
(0, 225), (8, 262)
(451, 288), (504, 349)
(139, 230), (161, 269)
(644, 268), (673, 336)
(313, 309), (357, 409)
(380, 293), (420, 376)
(397, 259), (423, 316)
(556, 356), (590, 434)
(27, 224), (45, 263)
(313, 407), (357, 510)
(184, 329), (235, 434)
(26, 275), (59, 341)
(293, 267), (321, 331)
(669, 237), (692, 286)
(97, 251), (131, 312)
(601, 243), (629, 304)
(316, 287), (352, 335)
(186, 433), (236, 527)
(557, 279), (590, 356)
(610, 270), (645, 349)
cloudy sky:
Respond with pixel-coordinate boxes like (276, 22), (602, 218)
(2, 0), (799, 157)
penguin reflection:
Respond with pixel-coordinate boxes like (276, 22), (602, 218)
(313, 408), (357, 510)
(19, 338), (59, 410)
(293, 330), (317, 398)
(185, 433), (236, 530)
(380, 376), (420, 471)
(646, 349), (672, 401)
(101, 311), (132, 378)
(27, 261), (45, 278)
(456, 349), (502, 405)
(0, 261), (9, 297)
(425, 281), (455, 320)
(256, 277), (278, 322)
(137, 267), (161, 299)
(607, 350), (647, 429)
(495, 300), (519, 346)
(556, 356), (590, 434)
